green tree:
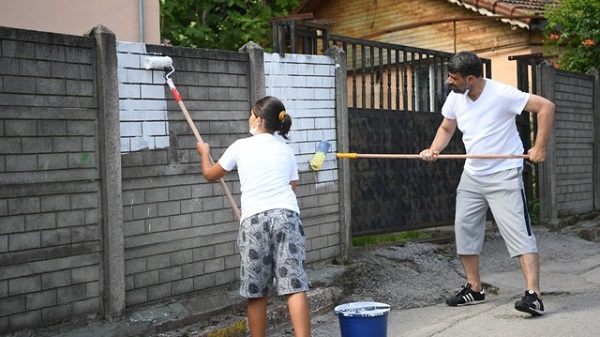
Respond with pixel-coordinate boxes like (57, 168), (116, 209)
(543, 0), (600, 73)
(160, 0), (300, 51)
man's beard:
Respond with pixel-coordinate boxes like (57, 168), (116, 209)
(451, 84), (470, 95)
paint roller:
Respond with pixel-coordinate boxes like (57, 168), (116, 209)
(310, 140), (331, 171)
(143, 56), (241, 221)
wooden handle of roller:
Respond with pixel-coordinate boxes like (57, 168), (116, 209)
(176, 100), (242, 221)
(336, 153), (529, 159)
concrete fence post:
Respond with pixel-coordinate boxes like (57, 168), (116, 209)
(239, 41), (266, 105)
(326, 45), (351, 262)
(590, 69), (600, 211)
(537, 61), (558, 226)
(89, 25), (126, 319)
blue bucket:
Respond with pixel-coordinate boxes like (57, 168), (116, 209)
(334, 302), (391, 337)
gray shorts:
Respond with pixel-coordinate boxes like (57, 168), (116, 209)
(455, 167), (537, 257)
(237, 209), (309, 298)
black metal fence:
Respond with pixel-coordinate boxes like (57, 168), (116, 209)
(509, 53), (548, 203)
(273, 20), (492, 112)
(273, 19), (496, 235)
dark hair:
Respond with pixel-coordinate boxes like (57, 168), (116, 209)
(252, 96), (292, 140)
(448, 51), (483, 78)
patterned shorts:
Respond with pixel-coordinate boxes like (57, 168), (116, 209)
(237, 209), (309, 298)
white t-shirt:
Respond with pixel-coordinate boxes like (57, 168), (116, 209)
(442, 78), (530, 176)
(218, 133), (300, 222)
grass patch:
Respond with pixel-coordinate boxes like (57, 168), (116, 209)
(529, 198), (540, 226)
(352, 230), (432, 247)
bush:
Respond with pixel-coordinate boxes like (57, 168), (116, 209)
(544, 0), (600, 73)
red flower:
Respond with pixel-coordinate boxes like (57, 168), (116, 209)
(583, 39), (596, 46)
(549, 33), (560, 40)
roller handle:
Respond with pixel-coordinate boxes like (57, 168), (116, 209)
(336, 153), (358, 159)
(167, 79), (241, 221)
(166, 78), (182, 103)
(336, 153), (530, 159)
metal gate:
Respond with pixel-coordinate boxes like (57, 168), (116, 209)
(509, 53), (548, 205)
(273, 19), (500, 235)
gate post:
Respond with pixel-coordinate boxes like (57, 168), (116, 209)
(326, 45), (351, 262)
(537, 62), (558, 225)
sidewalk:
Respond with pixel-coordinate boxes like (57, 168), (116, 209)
(16, 259), (347, 337)
(9, 218), (600, 337)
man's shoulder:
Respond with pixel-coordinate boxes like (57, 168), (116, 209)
(485, 78), (521, 91)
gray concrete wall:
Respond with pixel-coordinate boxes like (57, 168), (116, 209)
(118, 43), (251, 308)
(0, 25), (345, 334)
(0, 27), (104, 333)
(264, 52), (341, 263)
(116, 43), (344, 308)
(538, 62), (600, 224)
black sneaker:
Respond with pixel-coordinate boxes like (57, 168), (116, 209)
(515, 290), (544, 316)
(446, 283), (486, 306)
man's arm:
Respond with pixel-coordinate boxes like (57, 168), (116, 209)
(524, 94), (555, 163)
(420, 117), (457, 161)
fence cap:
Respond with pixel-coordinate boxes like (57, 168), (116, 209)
(334, 301), (391, 317)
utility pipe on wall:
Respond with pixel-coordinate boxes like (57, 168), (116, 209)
(138, 0), (145, 42)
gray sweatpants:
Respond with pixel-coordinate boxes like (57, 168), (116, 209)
(455, 167), (538, 257)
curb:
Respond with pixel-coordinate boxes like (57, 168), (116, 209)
(154, 286), (343, 337)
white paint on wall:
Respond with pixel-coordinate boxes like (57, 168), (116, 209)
(264, 53), (337, 185)
(117, 41), (170, 153)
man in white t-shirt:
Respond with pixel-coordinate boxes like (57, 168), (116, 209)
(420, 51), (555, 316)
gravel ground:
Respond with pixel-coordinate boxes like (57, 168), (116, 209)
(268, 216), (600, 336)
(336, 220), (600, 310)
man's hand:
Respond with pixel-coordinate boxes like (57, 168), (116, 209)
(419, 148), (440, 162)
(527, 145), (547, 163)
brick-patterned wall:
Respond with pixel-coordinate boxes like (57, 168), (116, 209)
(551, 70), (596, 215)
(0, 27), (344, 334)
(264, 53), (341, 263)
(117, 41), (171, 153)
(118, 47), (342, 307)
(0, 28), (102, 333)
(119, 45), (250, 307)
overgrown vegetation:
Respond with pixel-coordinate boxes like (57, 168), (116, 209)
(160, 0), (300, 51)
(544, 0), (600, 73)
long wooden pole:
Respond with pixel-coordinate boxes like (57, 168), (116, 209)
(336, 153), (529, 159)
(167, 78), (242, 221)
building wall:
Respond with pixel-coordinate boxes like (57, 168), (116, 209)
(310, 0), (539, 86)
(0, 0), (160, 44)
